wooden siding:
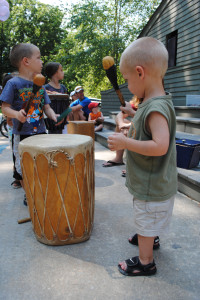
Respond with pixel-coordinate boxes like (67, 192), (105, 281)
(139, 0), (200, 106)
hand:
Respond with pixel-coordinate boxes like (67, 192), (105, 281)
(46, 90), (62, 95)
(96, 117), (104, 124)
(17, 109), (27, 123)
(119, 127), (130, 136)
(119, 123), (131, 131)
(120, 101), (135, 117)
(55, 116), (64, 126)
(107, 132), (127, 151)
(52, 113), (59, 123)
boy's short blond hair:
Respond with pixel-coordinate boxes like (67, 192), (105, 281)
(120, 37), (168, 78)
(9, 43), (38, 68)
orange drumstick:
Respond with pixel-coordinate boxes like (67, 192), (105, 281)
(102, 56), (125, 106)
(18, 74), (46, 131)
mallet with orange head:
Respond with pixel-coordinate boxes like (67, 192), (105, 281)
(102, 56), (125, 107)
(18, 74), (46, 131)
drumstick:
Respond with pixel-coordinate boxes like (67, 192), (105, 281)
(55, 107), (72, 124)
(102, 56), (125, 107)
(18, 217), (31, 224)
(18, 74), (46, 131)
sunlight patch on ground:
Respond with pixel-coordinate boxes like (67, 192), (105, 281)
(0, 161), (13, 171)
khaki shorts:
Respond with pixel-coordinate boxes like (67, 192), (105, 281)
(133, 195), (175, 237)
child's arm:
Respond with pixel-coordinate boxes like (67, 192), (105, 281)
(116, 111), (131, 129)
(71, 104), (83, 112)
(2, 102), (27, 123)
(44, 104), (58, 123)
(120, 101), (136, 117)
(108, 112), (170, 156)
(99, 112), (104, 121)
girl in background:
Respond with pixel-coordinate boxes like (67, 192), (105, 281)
(44, 62), (68, 133)
(44, 62), (68, 94)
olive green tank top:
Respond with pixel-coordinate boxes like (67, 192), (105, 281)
(126, 93), (177, 201)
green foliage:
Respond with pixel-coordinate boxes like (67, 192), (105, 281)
(58, 0), (162, 97)
(0, 0), (162, 98)
(0, 0), (64, 80)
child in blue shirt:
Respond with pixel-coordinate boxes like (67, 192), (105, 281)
(70, 86), (91, 120)
(0, 43), (58, 199)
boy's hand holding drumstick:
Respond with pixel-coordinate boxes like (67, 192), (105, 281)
(18, 74), (46, 131)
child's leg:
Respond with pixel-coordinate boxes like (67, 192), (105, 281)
(94, 124), (103, 132)
(13, 134), (24, 190)
(119, 235), (154, 271)
(138, 235), (154, 264)
(68, 110), (85, 121)
(118, 235), (156, 276)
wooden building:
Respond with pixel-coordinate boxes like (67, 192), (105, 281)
(101, 0), (200, 115)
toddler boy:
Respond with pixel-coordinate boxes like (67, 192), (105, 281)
(108, 37), (177, 276)
(88, 102), (104, 132)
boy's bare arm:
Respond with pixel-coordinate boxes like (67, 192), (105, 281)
(108, 112), (170, 156)
(120, 101), (136, 117)
(71, 104), (83, 112)
(44, 104), (58, 122)
(2, 102), (27, 123)
(116, 111), (131, 129)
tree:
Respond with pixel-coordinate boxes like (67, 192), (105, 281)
(0, 0), (64, 80)
(59, 0), (161, 97)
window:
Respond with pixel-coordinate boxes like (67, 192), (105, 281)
(166, 30), (178, 67)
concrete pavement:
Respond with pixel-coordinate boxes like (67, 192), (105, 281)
(0, 135), (200, 300)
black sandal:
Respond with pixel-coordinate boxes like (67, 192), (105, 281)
(129, 234), (160, 250)
(121, 170), (126, 177)
(11, 180), (22, 189)
(118, 256), (157, 276)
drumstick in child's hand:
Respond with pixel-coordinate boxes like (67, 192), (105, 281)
(55, 107), (72, 124)
(18, 74), (46, 131)
(18, 217), (31, 224)
(102, 56), (125, 107)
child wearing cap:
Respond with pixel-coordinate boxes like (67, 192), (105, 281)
(88, 102), (104, 132)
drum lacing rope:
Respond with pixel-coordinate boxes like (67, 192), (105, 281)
(73, 155), (88, 234)
(22, 148), (94, 243)
(47, 150), (72, 168)
(48, 150), (74, 240)
(87, 148), (94, 228)
(21, 155), (43, 235)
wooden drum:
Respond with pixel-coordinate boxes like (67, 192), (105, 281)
(68, 121), (95, 140)
(45, 94), (70, 133)
(18, 134), (94, 245)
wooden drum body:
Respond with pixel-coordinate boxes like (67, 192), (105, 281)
(68, 121), (95, 140)
(18, 134), (94, 245)
(45, 94), (70, 133)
